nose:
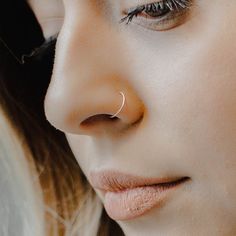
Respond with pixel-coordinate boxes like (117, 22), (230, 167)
(44, 4), (144, 136)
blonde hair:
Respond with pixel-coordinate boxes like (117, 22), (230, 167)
(0, 97), (123, 235)
(0, 108), (45, 236)
(0, 106), (108, 235)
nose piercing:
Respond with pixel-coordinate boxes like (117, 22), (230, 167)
(110, 91), (126, 119)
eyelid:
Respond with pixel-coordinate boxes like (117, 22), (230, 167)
(121, 0), (163, 12)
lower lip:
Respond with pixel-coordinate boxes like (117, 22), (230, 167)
(104, 182), (185, 221)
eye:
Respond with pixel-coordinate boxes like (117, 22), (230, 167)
(120, 0), (193, 31)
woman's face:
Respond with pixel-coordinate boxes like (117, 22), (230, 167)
(29, 0), (236, 235)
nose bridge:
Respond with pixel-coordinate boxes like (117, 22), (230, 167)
(53, 2), (128, 89)
(59, 1), (118, 68)
(45, 3), (145, 135)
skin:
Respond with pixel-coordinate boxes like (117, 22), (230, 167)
(29, 0), (236, 235)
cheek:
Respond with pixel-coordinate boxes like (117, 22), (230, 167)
(123, 6), (236, 176)
(58, 1), (236, 182)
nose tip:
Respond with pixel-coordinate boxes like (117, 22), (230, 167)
(45, 84), (145, 136)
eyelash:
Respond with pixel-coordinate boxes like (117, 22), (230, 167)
(120, 0), (192, 25)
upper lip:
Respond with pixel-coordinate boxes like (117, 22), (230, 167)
(89, 170), (190, 192)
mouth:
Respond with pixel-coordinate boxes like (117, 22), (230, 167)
(89, 171), (190, 221)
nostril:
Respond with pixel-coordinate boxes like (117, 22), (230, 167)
(80, 114), (120, 127)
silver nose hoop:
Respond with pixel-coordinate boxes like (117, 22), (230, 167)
(110, 91), (126, 119)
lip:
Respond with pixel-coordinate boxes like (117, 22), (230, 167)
(89, 171), (190, 221)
